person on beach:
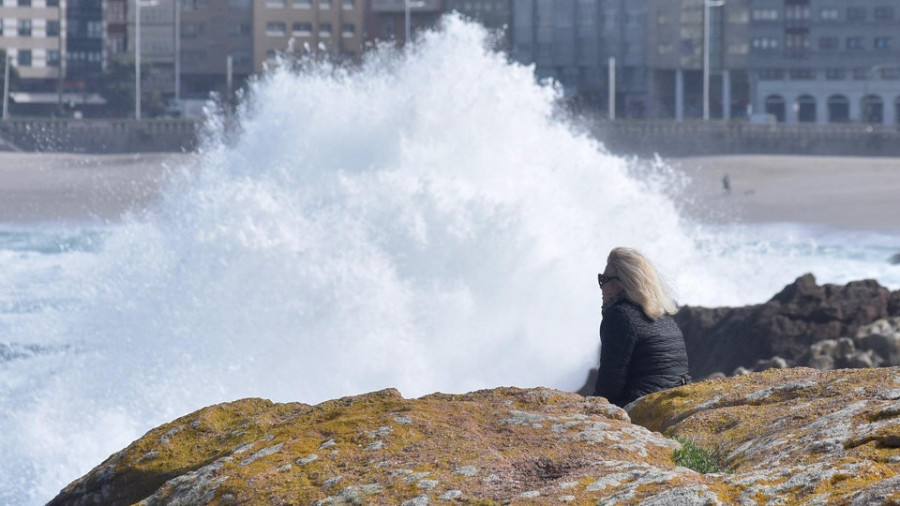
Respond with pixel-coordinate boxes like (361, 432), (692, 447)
(593, 247), (690, 408)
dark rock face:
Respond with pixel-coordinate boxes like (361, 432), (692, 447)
(675, 274), (900, 379)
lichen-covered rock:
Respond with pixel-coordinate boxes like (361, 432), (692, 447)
(50, 370), (900, 505)
(629, 366), (900, 504)
(49, 388), (693, 505)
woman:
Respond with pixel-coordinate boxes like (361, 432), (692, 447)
(593, 247), (690, 408)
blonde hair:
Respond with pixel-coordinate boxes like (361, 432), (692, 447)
(606, 247), (678, 320)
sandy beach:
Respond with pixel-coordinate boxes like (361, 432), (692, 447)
(0, 152), (898, 231)
(0, 152), (193, 222)
(670, 155), (900, 232)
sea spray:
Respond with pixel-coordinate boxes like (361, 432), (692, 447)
(2, 16), (900, 505)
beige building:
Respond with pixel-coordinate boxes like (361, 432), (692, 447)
(0, 0), (64, 83)
(253, 0), (367, 71)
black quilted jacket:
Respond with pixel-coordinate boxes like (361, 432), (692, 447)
(592, 299), (690, 407)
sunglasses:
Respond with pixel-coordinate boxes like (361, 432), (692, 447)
(598, 273), (618, 287)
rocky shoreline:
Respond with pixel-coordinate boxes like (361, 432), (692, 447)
(48, 275), (900, 504)
(676, 273), (900, 379)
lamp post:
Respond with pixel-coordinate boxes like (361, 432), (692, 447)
(3, 54), (12, 120)
(703, 0), (725, 120)
(136, 0), (141, 119)
(405, 0), (410, 44)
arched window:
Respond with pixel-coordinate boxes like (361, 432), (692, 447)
(796, 95), (816, 122)
(765, 94), (786, 122)
(862, 94), (884, 124)
(827, 94), (849, 122)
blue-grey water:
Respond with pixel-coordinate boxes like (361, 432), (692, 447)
(2, 17), (900, 505)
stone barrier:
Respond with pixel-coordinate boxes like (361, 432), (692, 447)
(0, 118), (201, 153)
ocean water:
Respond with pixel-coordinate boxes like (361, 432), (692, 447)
(2, 17), (900, 505)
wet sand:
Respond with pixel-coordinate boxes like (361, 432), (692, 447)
(0, 153), (898, 231)
(670, 155), (900, 232)
(0, 152), (193, 222)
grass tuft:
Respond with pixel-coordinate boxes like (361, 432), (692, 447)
(672, 438), (726, 474)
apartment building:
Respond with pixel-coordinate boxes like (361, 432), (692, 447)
(646, 0), (750, 119)
(179, 0), (254, 99)
(366, 0), (442, 45)
(0, 0), (64, 88)
(254, 0), (367, 71)
(749, 0), (900, 125)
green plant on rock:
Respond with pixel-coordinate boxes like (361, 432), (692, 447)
(671, 437), (726, 474)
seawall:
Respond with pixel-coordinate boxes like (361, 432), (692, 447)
(2, 118), (900, 157)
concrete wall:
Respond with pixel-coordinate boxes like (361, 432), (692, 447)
(592, 120), (900, 157)
(0, 119), (200, 153)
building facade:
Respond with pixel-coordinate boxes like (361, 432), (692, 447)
(0, 0), (65, 89)
(179, 0), (254, 99)
(366, 0), (442, 45)
(254, 0), (368, 71)
(749, 0), (900, 125)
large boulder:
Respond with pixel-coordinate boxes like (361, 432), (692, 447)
(676, 274), (900, 379)
(51, 368), (900, 504)
(629, 366), (900, 504)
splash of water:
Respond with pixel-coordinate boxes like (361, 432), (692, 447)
(3, 16), (900, 505)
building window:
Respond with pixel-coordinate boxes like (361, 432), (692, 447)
(229, 0), (251, 8)
(785, 34), (809, 50)
(87, 21), (103, 38)
(847, 7), (866, 21)
(265, 49), (278, 61)
(47, 50), (60, 67)
(751, 9), (778, 21)
(874, 7), (895, 20)
(18, 0), (31, 5)
(319, 23), (332, 37)
(785, 5), (810, 20)
(818, 36), (838, 50)
(228, 22), (251, 36)
(759, 69), (785, 80)
(18, 19), (31, 37)
(292, 22), (312, 36)
(342, 0), (354, 8)
(341, 23), (355, 37)
(294, 0), (311, 7)
(847, 37), (864, 50)
(182, 22), (205, 38)
(853, 68), (869, 80)
(825, 68), (845, 80)
(789, 69), (814, 80)
(47, 0), (59, 5)
(47, 20), (60, 37)
(18, 50), (31, 66)
(320, 0), (332, 9)
(820, 8), (839, 20)
(267, 0), (285, 7)
(266, 22), (286, 36)
(751, 37), (780, 50)
(232, 52), (251, 65)
(874, 37), (892, 50)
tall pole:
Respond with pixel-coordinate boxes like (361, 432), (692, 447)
(608, 57), (616, 120)
(174, 0), (181, 102)
(405, 0), (411, 44)
(3, 54), (11, 120)
(703, 0), (725, 120)
(226, 54), (233, 101)
(136, 0), (142, 120)
(57, 3), (63, 114)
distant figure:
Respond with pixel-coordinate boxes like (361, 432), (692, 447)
(722, 174), (731, 194)
(593, 247), (690, 408)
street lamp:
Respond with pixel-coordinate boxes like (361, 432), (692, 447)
(3, 54), (13, 120)
(703, 0), (725, 120)
(135, 0), (160, 120)
(404, 0), (426, 45)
